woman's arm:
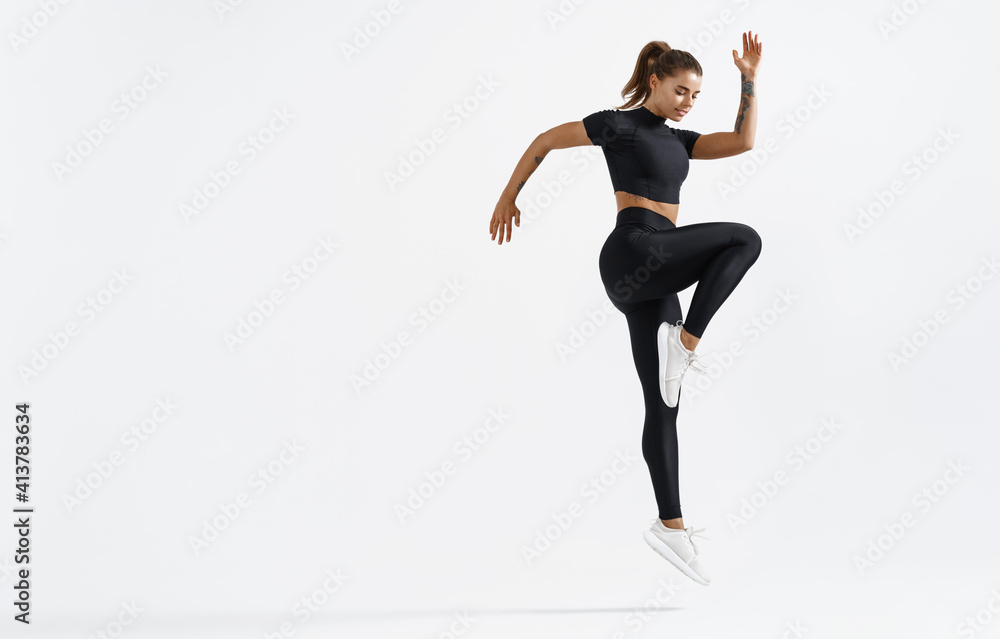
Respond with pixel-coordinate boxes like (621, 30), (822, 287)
(498, 121), (590, 202)
(691, 31), (763, 160)
(733, 72), (757, 146)
(499, 137), (548, 203)
(491, 121), (590, 245)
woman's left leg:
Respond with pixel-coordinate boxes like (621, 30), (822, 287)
(615, 221), (763, 340)
(621, 294), (686, 523)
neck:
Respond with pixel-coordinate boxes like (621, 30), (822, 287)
(640, 104), (666, 119)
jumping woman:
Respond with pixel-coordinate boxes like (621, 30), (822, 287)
(490, 32), (763, 585)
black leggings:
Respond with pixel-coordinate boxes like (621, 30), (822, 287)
(598, 206), (762, 520)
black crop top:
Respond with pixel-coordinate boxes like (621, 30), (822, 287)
(582, 105), (701, 205)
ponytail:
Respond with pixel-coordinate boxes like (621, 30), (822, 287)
(616, 40), (703, 110)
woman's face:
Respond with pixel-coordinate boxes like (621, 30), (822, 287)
(650, 71), (702, 123)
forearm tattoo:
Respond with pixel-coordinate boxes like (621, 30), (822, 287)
(735, 73), (754, 134)
(517, 155), (545, 192)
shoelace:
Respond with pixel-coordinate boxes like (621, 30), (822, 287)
(650, 521), (710, 555)
(664, 348), (716, 382)
(681, 350), (714, 377)
(685, 526), (710, 555)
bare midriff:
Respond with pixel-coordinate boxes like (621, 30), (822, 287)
(615, 191), (679, 225)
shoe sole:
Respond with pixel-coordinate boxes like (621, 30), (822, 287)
(642, 529), (710, 586)
(657, 322), (680, 408)
(656, 322), (674, 407)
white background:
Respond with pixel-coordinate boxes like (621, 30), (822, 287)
(2, 0), (998, 637)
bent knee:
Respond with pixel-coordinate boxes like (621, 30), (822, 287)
(732, 223), (762, 259)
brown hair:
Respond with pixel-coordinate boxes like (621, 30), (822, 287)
(616, 40), (703, 110)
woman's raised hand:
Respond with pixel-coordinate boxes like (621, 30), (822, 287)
(490, 197), (521, 245)
(732, 30), (762, 77)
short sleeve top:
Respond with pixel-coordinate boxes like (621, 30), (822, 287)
(582, 106), (701, 204)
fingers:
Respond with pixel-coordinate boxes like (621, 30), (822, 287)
(493, 218), (508, 245)
(490, 204), (521, 244)
(738, 31), (761, 58)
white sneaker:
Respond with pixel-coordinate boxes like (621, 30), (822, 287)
(657, 321), (712, 408)
(642, 519), (711, 585)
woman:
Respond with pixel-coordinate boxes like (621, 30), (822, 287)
(490, 32), (764, 586)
